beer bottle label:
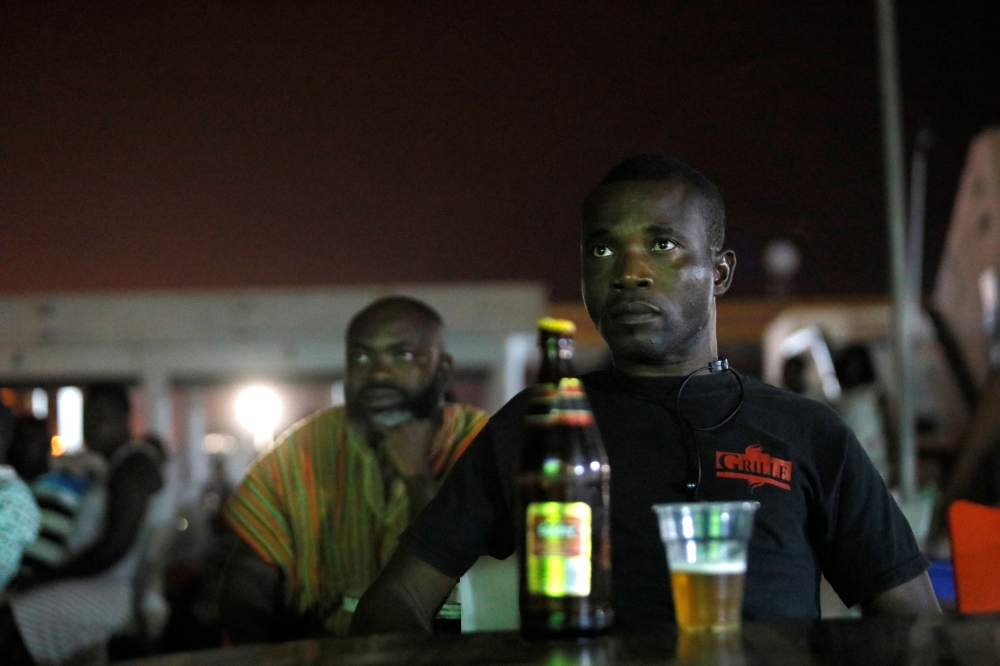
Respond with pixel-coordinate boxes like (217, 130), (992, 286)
(526, 502), (592, 597)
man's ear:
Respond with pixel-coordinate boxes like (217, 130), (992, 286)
(438, 352), (454, 384)
(713, 249), (736, 296)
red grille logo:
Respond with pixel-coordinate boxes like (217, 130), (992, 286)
(715, 445), (792, 491)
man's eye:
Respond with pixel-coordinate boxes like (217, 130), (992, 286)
(652, 239), (676, 252)
(352, 353), (370, 364)
(592, 245), (614, 257)
(396, 350), (415, 362)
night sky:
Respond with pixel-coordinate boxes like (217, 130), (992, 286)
(1, 1), (998, 301)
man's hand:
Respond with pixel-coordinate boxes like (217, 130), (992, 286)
(860, 571), (942, 616)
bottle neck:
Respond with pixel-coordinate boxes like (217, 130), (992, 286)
(537, 333), (575, 384)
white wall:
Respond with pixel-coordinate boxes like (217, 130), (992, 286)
(0, 282), (546, 435)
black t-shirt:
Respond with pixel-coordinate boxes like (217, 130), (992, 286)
(400, 368), (928, 627)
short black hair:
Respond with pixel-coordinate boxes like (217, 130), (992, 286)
(347, 296), (444, 339)
(584, 153), (726, 250)
(85, 383), (131, 416)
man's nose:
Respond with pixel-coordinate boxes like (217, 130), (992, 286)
(370, 354), (395, 379)
(611, 248), (654, 290)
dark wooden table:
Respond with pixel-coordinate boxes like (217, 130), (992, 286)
(117, 617), (1000, 665)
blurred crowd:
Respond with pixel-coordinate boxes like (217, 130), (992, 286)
(0, 296), (482, 664)
(0, 386), (193, 664)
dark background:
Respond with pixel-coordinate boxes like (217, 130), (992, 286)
(1, 1), (998, 301)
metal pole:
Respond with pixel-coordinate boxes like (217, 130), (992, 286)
(875, 0), (917, 502)
(906, 131), (930, 311)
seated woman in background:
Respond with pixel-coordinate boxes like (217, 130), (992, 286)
(5, 415), (109, 579)
(3, 417), (99, 578)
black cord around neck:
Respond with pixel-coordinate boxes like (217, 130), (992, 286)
(674, 359), (744, 500)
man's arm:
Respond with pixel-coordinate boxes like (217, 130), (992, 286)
(350, 543), (457, 635)
(860, 571), (942, 616)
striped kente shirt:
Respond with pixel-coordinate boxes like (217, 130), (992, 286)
(223, 403), (488, 635)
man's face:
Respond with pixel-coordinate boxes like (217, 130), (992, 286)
(581, 180), (734, 371)
(83, 395), (130, 456)
(344, 310), (451, 431)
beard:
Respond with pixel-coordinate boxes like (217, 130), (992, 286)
(347, 364), (448, 430)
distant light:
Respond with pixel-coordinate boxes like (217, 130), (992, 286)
(762, 238), (802, 279)
(235, 385), (283, 450)
(56, 387), (84, 454)
(0, 388), (16, 408)
(203, 433), (238, 455)
(51, 436), (67, 457)
(330, 381), (345, 407)
(31, 389), (48, 419)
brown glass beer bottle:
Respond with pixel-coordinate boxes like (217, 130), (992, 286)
(515, 317), (613, 637)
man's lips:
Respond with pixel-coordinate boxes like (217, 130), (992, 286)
(357, 387), (406, 409)
(607, 301), (662, 326)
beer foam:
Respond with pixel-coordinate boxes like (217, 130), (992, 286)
(668, 560), (746, 575)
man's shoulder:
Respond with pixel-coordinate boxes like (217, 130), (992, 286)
(275, 405), (348, 447)
(442, 402), (489, 432)
(739, 376), (857, 452)
(247, 406), (349, 473)
(485, 387), (533, 439)
(742, 376), (843, 421)
(228, 408), (349, 515)
(108, 441), (165, 489)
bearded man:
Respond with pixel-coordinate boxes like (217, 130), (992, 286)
(220, 296), (488, 640)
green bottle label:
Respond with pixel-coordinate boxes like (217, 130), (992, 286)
(526, 502), (592, 597)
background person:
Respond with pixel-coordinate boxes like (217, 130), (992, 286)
(219, 296), (488, 641)
(18, 384), (165, 584)
(834, 344), (891, 482)
(5, 418), (51, 484)
(0, 401), (13, 463)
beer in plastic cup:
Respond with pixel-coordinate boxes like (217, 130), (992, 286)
(651, 501), (759, 633)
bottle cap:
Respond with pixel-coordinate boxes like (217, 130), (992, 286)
(537, 317), (577, 335)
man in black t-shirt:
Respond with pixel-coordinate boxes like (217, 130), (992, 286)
(351, 154), (941, 634)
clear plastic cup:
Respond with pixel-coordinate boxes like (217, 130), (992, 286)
(651, 501), (760, 633)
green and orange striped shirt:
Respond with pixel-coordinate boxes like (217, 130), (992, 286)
(223, 403), (487, 635)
